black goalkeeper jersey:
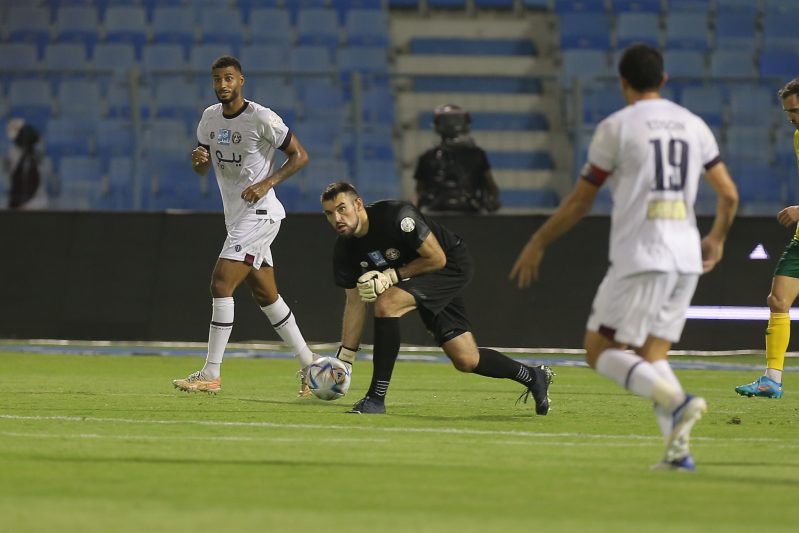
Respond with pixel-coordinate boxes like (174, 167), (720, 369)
(332, 200), (462, 289)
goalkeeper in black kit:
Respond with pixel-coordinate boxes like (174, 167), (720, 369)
(320, 181), (553, 414)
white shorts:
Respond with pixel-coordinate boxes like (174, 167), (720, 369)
(219, 217), (281, 269)
(586, 268), (699, 347)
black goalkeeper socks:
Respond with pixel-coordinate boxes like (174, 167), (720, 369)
(473, 347), (534, 385)
(366, 317), (401, 400)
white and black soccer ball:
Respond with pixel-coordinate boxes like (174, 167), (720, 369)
(307, 356), (351, 401)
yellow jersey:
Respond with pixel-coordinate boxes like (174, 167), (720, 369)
(795, 130), (799, 240)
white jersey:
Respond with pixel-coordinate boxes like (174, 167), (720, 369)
(197, 101), (289, 229)
(587, 98), (721, 276)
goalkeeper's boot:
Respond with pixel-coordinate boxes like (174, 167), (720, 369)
(296, 365), (312, 397)
(172, 370), (221, 394)
(349, 396), (386, 414)
(734, 375), (783, 398)
(650, 454), (696, 472)
(516, 365), (555, 415)
(664, 394), (706, 464)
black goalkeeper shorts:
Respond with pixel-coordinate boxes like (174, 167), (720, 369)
(397, 240), (473, 345)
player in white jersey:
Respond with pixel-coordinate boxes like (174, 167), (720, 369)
(510, 44), (739, 470)
(172, 56), (318, 396)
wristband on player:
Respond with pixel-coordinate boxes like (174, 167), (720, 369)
(336, 345), (358, 365)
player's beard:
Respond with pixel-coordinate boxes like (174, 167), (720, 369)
(216, 88), (238, 104)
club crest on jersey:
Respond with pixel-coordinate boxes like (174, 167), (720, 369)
(400, 217), (415, 232)
(232, 132), (241, 144)
(367, 250), (388, 267)
(209, 131), (215, 139)
(217, 128), (232, 145)
(385, 248), (400, 261)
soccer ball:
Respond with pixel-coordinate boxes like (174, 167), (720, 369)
(307, 356), (351, 401)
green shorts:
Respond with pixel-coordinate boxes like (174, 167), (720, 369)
(774, 239), (799, 278)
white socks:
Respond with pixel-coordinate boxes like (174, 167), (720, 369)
(651, 360), (684, 441)
(765, 368), (783, 383)
(595, 348), (685, 412)
(261, 295), (315, 368)
(202, 297), (234, 379)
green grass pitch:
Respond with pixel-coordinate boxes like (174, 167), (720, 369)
(1, 351), (798, 532)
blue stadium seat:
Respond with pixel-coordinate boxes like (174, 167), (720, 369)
(559, 13), (611, 49)
(665, 12), (709, 51)
(138, 0), (183, 19)
(103, 6), (149, 57)
(762, 13), (794, 50)
(489, 151), (554, 170)
(664, 50), (706, 79)
(297, 8), (341, 50)
(247, 78), (298, 122)
(142, 44), (188, 73)
(611, 0), (662, 12)
(93, 43), (136, 73)
(190, 44), (235, 72)
(240, 45), (290, 71)
(680, 85), (724, 127)
(58, 155), (102, 182)
(728, 85), (776, 128)
(709, 49), (756, 79)
(582, 83), (625, 125)
(714, 0), (758, 17)
(338, 47), (389, 74)
(55, 5), (100, 49)
(522, 0), (551, 9)
(57, 79), (102, 120)
(409, 38), (536, 56)
(388, 0), (420, 8)
(332, 0), (384, 24)
(96, 120), (134, 159)
(143, 119), (192, 157)
(290, 46), (336, 73)
(8, 79), (53, 131)
(360, 86), (395, 124)
(725, 126), (772, 166)
(56, 155), (103, 210)
(501, 188), (560, 208)
(474, 0), (516, 8)
(45, 117), (92, 159)
(346, 9), (389, 47)
(554, 1), (606, 12)
(199, 7), (244, 50)
(713, 12), (757, 52)
(759, 47), (799, 79)
(560, 50), (612, 88)
(615, 13), (661, 48)
(96, 156), (134, 210)
(300, 83), (349, 124)
(151, 7), (196, 56)
(427, 0), (467, 8)
(6, 6), (51, 54)
(43, 43), (91, 74)
(668, 0), (710, 12)
(284, 0), (328, 24)
(105, 81), (148, 120)
(151, 76), (202, 130)
(238, 0), (282, 23)
(414, 75), (542, 93)
(249, 8), (294, 46)
(0, 43), (40, 74)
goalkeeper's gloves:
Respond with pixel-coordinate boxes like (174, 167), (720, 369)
(356, 268), (399, 302)
(336, 345), (358, 366)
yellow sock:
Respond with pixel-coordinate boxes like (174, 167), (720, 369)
(765, 312), (790, 373)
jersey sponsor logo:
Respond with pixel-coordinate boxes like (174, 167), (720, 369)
(646, 199), (687, 220)
(217, 128), (232, 145)
(400, 217), (415, 232)
(232, 132), (242, 144)
(235, 245), (242, 252)
(385, 248), (400, 261)
(210, 131), (215, 139)
(367, 250), (388, 267)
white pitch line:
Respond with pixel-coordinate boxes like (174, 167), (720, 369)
(0, 431), (389, 444)
(0, 414), (794, 445)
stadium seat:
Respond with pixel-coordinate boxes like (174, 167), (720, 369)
(680, 85), (725, 127)
(522, 0), (551, 9)
(581, 83), (625, 125)
(762, 14), (794, 50)
(249, 8), (294, 46)
(759, 47), (799, 79)
(55, 5), (101, 49)
(345, 9), (390, 47)
(409, 38), (536, 56)
(559, 13), (612, 49)
(560, 50), (612, 88)
(665, 12), (710, 51)
(332, 0), (384, 24)
(43, 43), (91, 74)
(300, 83), (349, 124)
(728, 85), (776, 128)
(141, 44), (188, 73)
(713, 12), (757, 52)
(284, 0), (328, 24)
(725, 127), (772, 167)
(0, 43), (40, 74)
(668, 0), (710, 12)
(151, 7), (196, 56)
(151, 76), (202, 129)
(612, 0), (662, 13)
(247, 78), (298, 122)
(338, 47), (389, 74)
(58, 155), (102, 183)
(297, 8), (341, 50)
(290, 46), (336, 73)
(709, 49), (756, 79)
(103, 6), (149, 57)
(714, 0), (759, 17)
(96, 120), (134, 160)
(501, 188), (560, 208)
(427, 0), (467, 8)
(45, 118), (93, 159)
(664, 50), (706, 79)
(242, 45), (291, 73)
(190, 44), (235, 72)
(489, 151), (554, 170)
(57, 79), (102, 119)
(199, 7), (244, 50)
(93, 43), (137, 74)
(8, 79), (53, 131)
(414, 75), (542, 93)
(97, 156), (134, 210)
(5, 6), (51, 54)
(359, 86), (395, 124)
(615, 13), (661, 49)
(553, 0), (606, 12)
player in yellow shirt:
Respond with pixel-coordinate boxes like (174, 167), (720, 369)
(736, 78), (799, 399)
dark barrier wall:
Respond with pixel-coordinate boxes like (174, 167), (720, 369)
(0, 211), (790, 350)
